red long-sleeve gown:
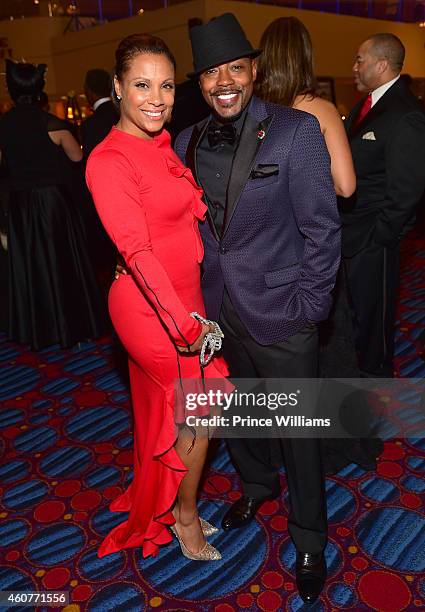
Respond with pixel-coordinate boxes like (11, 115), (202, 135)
(86, 127), (228, 558)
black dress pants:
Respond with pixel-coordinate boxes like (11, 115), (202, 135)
(344, 242), (399, 378)
(219, 291), (327, 554)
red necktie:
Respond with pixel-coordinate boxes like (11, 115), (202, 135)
(355, 93), (372, 126)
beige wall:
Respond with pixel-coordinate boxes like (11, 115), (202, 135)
(0, 17), (69, 97)
(207, 1), (425, 113)
(50, 0), (425, 91)
(1, 0), (424, 109)
(207, 1), (425, 78)
(50, 1), (205, 92)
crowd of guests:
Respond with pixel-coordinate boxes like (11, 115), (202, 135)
(0, 60), (106, 349)
(1, 11), (424, 604)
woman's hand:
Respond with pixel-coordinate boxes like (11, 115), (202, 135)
(113, 263), (214, 355)
(177, 323), (214, 353)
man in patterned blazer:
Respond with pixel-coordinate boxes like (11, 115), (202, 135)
(175, 14), (341, 603)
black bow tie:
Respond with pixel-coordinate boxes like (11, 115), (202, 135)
(207, 122), (236, 148)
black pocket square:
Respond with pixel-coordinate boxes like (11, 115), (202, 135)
(250, 164), (279, 179)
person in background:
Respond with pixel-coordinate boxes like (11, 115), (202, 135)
(255, 16), (355, 198)
(0, 149), (8, 330)
(168, 78), (210, 143)
(81, 68), (119, 159)
(342, 33), (425, 377)
(0, 59), (105, 350)
(81, 68), (119, 290)
(38, 91), (50, 113)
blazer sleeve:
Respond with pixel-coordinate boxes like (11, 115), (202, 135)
(174, 129), (191, 164)
(289, 113), (341, 322)
(374, 110), (425, 247)
(86, 148), (201, 347)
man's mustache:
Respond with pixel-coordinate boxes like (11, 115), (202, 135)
(211, 89), (242, 97)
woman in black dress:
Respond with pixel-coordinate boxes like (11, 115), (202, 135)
(0, 60), (105, 350)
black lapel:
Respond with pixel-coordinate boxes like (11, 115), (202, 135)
(346, 98), (363, 138)
(348, 80), (403, 140)
(222, 113), (273, 236)
(349, 100), (384, 140)
(186, 117), (220, 241)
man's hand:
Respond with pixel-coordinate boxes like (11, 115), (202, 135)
(114, 263), (128, 280)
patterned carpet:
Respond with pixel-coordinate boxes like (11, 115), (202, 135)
(0, 233), (424, 612)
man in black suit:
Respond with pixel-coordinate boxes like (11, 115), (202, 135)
(81, 69), (118, 159)
(342, 33), (425, 377)
(81, 69), (119, 287)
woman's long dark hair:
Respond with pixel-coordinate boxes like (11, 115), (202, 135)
(5, 59), (46, 105)
(255, 17), (316, 107)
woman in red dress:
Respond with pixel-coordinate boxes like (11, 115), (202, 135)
(86, 34), (227, 561)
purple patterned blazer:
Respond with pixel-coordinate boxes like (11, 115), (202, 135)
(175, 95), (341, 345)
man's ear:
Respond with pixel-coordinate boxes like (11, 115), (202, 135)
(198, 77), (208, 101)
(377, 58), (388, 76)
(251, 58), (258, 83)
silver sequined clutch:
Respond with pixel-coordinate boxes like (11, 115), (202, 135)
(190, 312), (224, 366)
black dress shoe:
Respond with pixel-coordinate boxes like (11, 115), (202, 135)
(296, 551), (327, 604)
(222, 493), (277, 530)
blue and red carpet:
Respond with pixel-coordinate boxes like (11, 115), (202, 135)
(0, 233), (424, 611)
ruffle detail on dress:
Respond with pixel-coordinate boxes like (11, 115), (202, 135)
(174, 355), (231, 423)
(164, 156), (207, 263)
(191, 195), (207, 221)
(97, 386), (187, 559)
(165, 157), (207, 218)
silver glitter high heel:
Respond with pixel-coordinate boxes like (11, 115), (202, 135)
(199, 517), (219, 537)
(170, 525), (221, 561)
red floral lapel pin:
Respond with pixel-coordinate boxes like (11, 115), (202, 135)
(257, 130), (266, 140)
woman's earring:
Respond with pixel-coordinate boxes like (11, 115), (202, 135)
(117, 95), (121, 101)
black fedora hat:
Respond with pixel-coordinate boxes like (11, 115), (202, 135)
(188, 13), (261, 78)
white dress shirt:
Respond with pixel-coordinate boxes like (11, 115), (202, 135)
(93, 97), (111, 111)
(371, 75), (400, 107)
